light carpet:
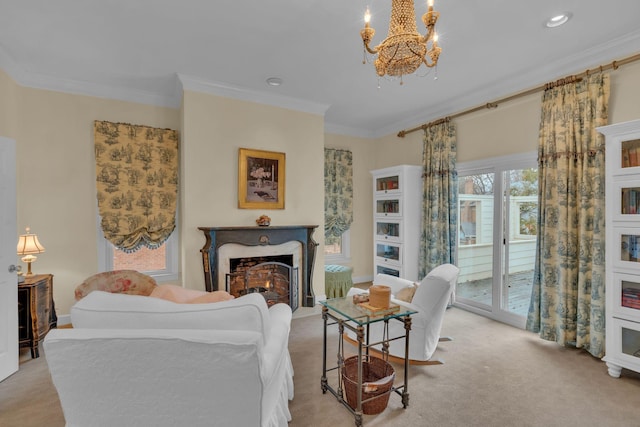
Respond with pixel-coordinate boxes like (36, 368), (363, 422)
(287, 307), (640, 427)
(1, 307), (640, 427)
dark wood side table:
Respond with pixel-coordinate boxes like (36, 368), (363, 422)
(18, 274), (57, 358)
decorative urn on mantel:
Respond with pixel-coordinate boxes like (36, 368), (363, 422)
(256, 215), (271, 227)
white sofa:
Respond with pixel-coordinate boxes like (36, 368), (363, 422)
(347, 264), (460, 362)
(44, 291), (293, 427)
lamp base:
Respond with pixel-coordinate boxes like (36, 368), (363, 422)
(24, 263), (34, 276)
(21, 255), (37, 276)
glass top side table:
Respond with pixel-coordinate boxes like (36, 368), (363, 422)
(319, 297), (416, 426)
(320, 297), (416, 325)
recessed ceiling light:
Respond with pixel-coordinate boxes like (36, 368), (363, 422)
(266, 77), (283, 86)
(545, 12), (572, 28)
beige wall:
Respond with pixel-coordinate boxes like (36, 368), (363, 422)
(180, 90), (326, 299)
(12, 81), (179, 314)
(371, 91), (541, 168)
(4, 60), (640, 315)
(610, 61), (640, 123)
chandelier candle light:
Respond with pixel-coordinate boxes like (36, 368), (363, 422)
(361, 0), (441, 83)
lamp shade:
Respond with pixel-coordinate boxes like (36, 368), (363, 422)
(17, 227), (45, 255)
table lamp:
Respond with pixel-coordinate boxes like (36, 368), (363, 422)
(16, 227), (45, 276)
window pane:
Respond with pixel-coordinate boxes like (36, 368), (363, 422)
(113, 244), (166, 271)
(325, 235), (342, 255)
(456, 173), (495, 307)
(518, 202), (538, 235)
(505, 168), (538, 317)
(459, 200), (477, 245)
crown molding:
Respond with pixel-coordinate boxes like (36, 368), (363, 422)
(0, 45), (22, 82)
(0, 45), (180, 108)
(324, 122), (377, 139)
(177, 74), (330, 117)
(25, 72), (179, 108)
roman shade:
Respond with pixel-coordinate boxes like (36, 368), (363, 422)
(94, 121), (179, 252)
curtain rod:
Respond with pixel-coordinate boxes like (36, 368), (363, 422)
(397, 52), (640, 138)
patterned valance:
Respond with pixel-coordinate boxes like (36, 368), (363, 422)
(94, 121), (179, 252)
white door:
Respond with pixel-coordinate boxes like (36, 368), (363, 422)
(0, 136), (18, 382)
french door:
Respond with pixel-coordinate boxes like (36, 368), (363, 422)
(455, 153), (537, 328)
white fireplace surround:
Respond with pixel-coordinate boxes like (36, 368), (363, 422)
(218, 241), (302, 300)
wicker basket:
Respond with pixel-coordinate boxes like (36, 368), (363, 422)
(342, 355), (395, 415)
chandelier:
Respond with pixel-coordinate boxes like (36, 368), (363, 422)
(360, 0), (441, 82)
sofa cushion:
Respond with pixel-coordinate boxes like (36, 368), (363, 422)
(394, 285), (417, 303)
(71, 291), (271, 344)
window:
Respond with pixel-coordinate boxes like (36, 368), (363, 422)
(515, 199), (538, 238)
(459, 198), (479, 245)
(97, 219), (179, 282)
(324, 229), (351, 263)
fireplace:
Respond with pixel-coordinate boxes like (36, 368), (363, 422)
(199, 225), (318, 308)
(228, 260), (298, 311)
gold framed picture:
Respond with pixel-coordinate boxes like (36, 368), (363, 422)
(238, 148), (285, 209)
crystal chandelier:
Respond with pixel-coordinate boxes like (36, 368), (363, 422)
(360, 0), (441, 83)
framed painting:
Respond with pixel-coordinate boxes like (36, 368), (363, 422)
(238, 148), (285, 209)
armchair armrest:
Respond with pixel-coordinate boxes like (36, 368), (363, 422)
(390, 298), (428, 329)
(262, 303), (292, 383)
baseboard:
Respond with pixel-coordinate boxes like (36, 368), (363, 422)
(353, 275), (373, 284)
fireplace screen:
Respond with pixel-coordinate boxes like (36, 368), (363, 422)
(226, 261), (298, 311)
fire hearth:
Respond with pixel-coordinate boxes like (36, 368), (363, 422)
(228, 261), (298, 310)
(199, 225), (318, 309)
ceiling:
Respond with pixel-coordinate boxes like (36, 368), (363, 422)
(1, 0), (639, 138)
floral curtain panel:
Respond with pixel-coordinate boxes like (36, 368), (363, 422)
(526, 73), (609, 358)
(419, 121), (458, 278)
(94, 121), (179, 252)
(324, 148), (353, 243)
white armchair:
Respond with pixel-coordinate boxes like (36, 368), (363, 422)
(347, 264), (460, 364)
(44, 291), (293, 427)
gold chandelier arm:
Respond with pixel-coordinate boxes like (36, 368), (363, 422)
(361, 25), (378, 55)
(363, 41), (379, 55)
(422, 46), (441, 68)
(422, 57), (436, 68)
(419, 28), (435, 44)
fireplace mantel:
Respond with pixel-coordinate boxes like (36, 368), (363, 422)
(199, 225), (319, 307)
